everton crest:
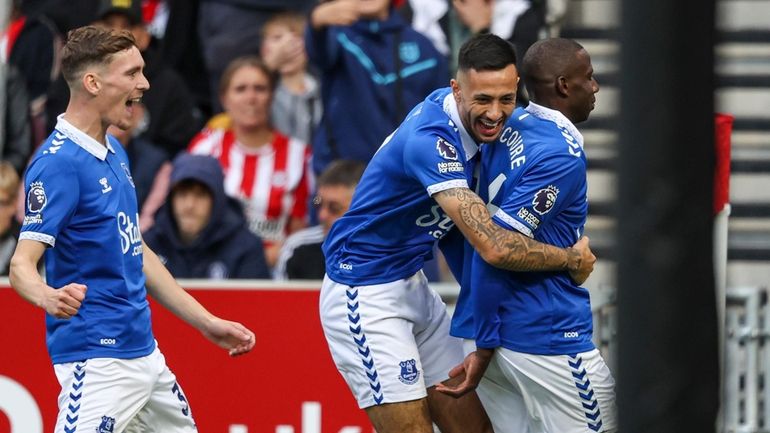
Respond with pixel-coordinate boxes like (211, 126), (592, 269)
(120, 163), (135, 188)
(97, 415), (115, 433)
(532, 185), (559, 215)
(398, 359), (420, 385)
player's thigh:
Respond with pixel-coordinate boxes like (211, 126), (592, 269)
(496, 348), (617, 433)
(319, 274), (430, 408)
(365, 399), (434, 433)
(414, 280), (465, 388)
(459, 340), (529, 433)
(127, 348), (196, 433)
(53, 356), (153, 433)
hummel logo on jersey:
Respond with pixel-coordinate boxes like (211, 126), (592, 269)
(100, 177), (112, 194)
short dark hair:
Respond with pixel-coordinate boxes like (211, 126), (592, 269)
(521, 38), (585, 96)
(318, 160), (366, 188)
(61, 25), (136, 87)
(457, 33), (517, 73)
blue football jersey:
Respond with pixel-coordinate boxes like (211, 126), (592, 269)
(452, 103), (594, 355)
(323, 88), (479, 286)
(20, 117), (155, 364)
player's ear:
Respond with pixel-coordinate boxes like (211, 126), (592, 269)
(83, 72), (101, 96)
(450, 79), (461, 104)
(556, 75), (569, 97)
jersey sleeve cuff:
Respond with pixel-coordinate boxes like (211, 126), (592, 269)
(493, 208), (534, 238)
(19, 231), (55, 247)
(426, 179), (469, 196)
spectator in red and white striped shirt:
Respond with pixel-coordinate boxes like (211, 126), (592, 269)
(189, 56), (313, 267)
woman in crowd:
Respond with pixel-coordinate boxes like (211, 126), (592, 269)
(189, 56), (313, 267)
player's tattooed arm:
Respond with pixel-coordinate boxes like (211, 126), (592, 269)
(433, 187), (594, 281)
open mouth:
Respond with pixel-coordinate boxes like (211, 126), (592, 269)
(476, 117), (503, 139)
(126, 97), (142, 107)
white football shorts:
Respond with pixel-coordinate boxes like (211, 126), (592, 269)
(53, 345), (197, 433)
(320, 271), (464, 408)
(463, 340), (617, 433)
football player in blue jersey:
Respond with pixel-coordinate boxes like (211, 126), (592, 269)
(438, 38), (617, 432)
(320, 33), (596, 433)
(9, 26), (255, 433)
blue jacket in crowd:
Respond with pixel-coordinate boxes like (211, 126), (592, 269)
(144, 154), (270, 279)
(305, 9), (448, 174)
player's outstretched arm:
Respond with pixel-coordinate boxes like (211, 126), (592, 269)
(142, 240), (256, 356)
(9, 239), (88, 319)
(433, 187), (595, 282)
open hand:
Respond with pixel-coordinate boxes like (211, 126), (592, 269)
(434, 348), (493, 398)
(202, 317), (256, 357)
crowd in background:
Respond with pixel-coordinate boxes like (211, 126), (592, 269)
(0, 0), (567, 280)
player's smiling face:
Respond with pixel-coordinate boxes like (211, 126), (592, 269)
(221, 65), (272, 131)
(97, 46), (148, 131)
(451, 64), (519, 144)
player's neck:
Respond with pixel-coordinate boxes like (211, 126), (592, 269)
(62, 103), (108, 146)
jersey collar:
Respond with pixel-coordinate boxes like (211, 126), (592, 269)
(442, 93), (479, 161)
(55, 115), (116, 160)
(525, 102), (584, 148)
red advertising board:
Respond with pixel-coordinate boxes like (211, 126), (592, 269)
(0, 282), (373, 433)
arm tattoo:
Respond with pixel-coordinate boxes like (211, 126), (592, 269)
(436, 188), (578, 272)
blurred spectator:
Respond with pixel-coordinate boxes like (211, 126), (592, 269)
(261, 12), (321, 146)
(197, 0), (315, 113)
(142, 0), (212, 116)
(143, 154), (270, 279)
(1, 65), (33, 176)
(401, 0), (544, 102)
(5, 0), (61, 144)
(45, 0), (203, 158)
(274, 159), (364, 280)
(189, 56), (313, 268)
(0, 161), (21, 275)
(107, 102), (170, 231)
(305, 0), (448, 175)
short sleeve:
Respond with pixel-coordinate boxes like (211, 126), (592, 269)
(493, 154), (585, 238)
(403, 133), (468, 196)
(19, 157), (80, 246)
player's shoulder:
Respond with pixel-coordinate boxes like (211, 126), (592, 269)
(29, 130), (80, 167)
(511, 110), (582, 159)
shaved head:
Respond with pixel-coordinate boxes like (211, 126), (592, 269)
(521, 38), (585, 100)
(520, 38), (599, 123)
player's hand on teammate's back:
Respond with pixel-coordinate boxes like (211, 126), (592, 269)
(434, 349), (494, 398)
(569, 236), (596, 285)
(43, 283), (88, 319)
(201, 317), (256, 357)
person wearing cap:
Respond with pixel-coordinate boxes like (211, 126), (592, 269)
(144, 154), (270, 279)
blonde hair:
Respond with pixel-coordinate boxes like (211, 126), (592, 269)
(262, 12), (306, 37)
(0, 162), (20, 198)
